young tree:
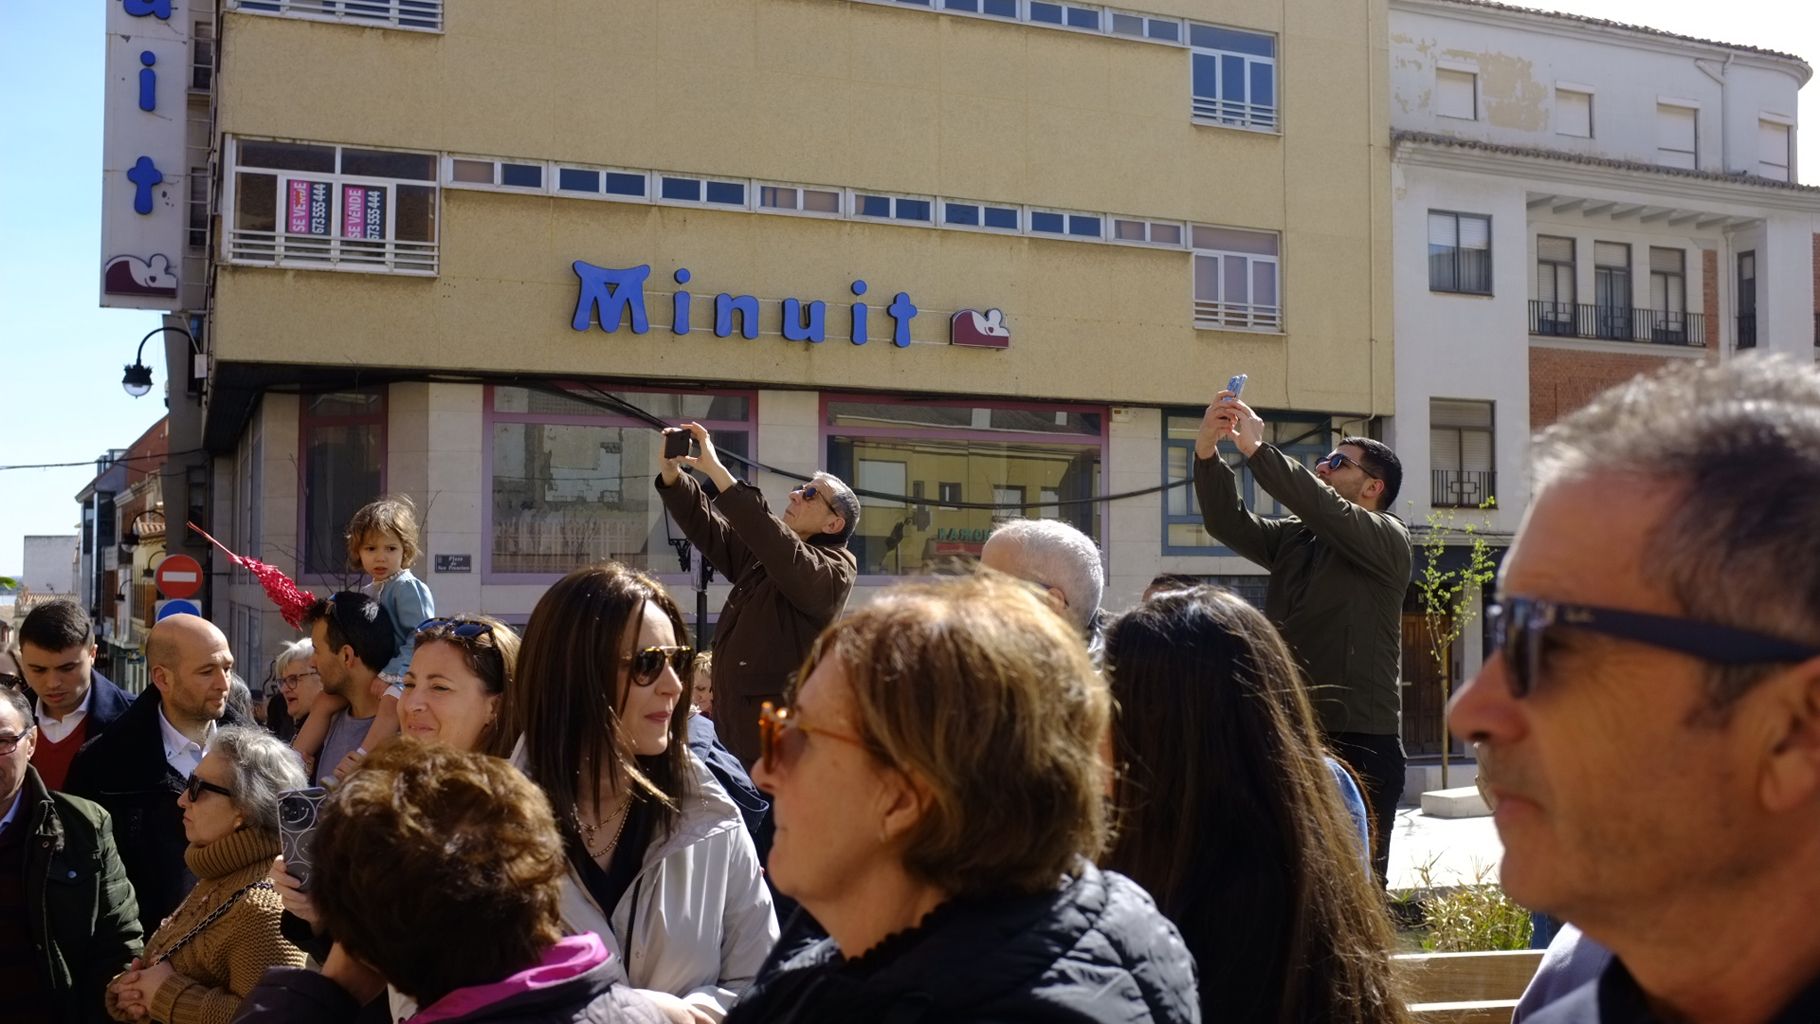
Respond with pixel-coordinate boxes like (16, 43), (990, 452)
(1414, 502), (1496, 788)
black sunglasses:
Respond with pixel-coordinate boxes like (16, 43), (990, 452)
(622, 645), (692, 686)
(415, 617), (493, 641)
(1321, 451), (1380, 479)
(183, 771), (234, 803)
(1490, 596), (1820, 698)
(795, 483), (840, 515)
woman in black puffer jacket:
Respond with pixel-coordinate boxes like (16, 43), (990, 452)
(726, 574), (1199, 1024)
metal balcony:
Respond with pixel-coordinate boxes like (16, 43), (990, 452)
(1529, 301), (1706, 347)
(1432, 469), (1496, 509)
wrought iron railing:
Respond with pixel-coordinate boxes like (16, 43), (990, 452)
(1528, 300), (1705, 347)
(1432, 469), (1495, 509)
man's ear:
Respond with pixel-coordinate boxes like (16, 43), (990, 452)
(150, 663), (171, 696)
(1757, 656), (1820, 815)
(822, 514), (846, 537)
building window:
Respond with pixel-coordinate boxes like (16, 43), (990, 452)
(1534, 235), (1575, 335)
(1430, 399), (1495, 509)
(300, 390), (385, 577)
(1555, 87), (1592, 138)
(1648, 247), (1688, 342)
(227, 138), (439, 274)
(1112, 218), (1185, 246)
(1594, 242), (1632, 340)
(854, 193), (934, 222)
(191, 19), (215, 91)
(229, 0), (443, 32)
(188, 169), (210, 252)
(1657, 103), (1698, 169)
(1030, 210), (1103, 239)
(233, 413), (264, 588)
(825, 398), (1105, 575)
(657, 175), (747, 208)
(943, 0), (1018, 17)
(487, 387), (754, 578)
(1109, 10), (1181, 42)
(1162, 410), (1329, 553)
(1758, 119), (1792, 181)
(1193, 225), (1280, 330)
(943, 201), (1021, 231)
(758, 184), (842, 215)
(1029, 1), (1102, 30)
(1189, 24), (1277, 130)
(1436, 68), (1477, 120)
(1737, 251), (1757, 349)
(1427, 211), (1491, 295)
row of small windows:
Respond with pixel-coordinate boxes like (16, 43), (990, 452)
(446, 156), (1239, 252)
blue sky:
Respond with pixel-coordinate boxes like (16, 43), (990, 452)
(1, 1), (1815, 576)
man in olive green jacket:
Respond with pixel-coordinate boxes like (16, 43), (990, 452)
(0, 686), (144, 1024)
(1195, 390), (1412, 888)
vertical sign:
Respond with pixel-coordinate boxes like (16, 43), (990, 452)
(100, 0), (191, 310)
(341, 185), (387, 240)
(289, 180), (331, 235)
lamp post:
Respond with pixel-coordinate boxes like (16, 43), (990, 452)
(122, 325), (197, 398)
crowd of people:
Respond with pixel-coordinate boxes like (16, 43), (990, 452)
(3, 354), (1819, 1024)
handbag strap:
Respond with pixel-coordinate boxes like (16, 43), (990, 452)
(148, 880), (276, 966)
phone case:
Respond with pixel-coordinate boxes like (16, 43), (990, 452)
(277, 787), (329, 892)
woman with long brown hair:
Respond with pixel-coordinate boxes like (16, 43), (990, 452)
(1101, 585), (1408, 1024)
(497, 563), (776, 1024)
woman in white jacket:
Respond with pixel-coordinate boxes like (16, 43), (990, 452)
(498, 563), (778, 1024)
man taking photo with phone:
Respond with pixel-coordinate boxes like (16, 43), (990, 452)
(1196, 385), (1412, 890)
(656, 423), (860, 770)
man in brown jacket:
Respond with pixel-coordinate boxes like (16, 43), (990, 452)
(657, 422), (860, 769)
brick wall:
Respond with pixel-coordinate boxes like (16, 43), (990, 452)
(1529, 347), (1680, 430)
(1703, 249), (1718, 348)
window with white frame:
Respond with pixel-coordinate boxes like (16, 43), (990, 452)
(1555, 87), (1592, 138)
(1189, 23), (1276, 130)
(1437, 67), (1477, 120)
(1163, 410), (1329, 552)
(854, 193), (934, 222)
(227, 138), (439, 274)
(659, 174), (747, 207)
(1657, 103), (1698, 169)
(1192, 225), (1280, 330)
(1029, 1), (1102, 30)
(1112, 217), (1184, 246)
(942, 200), (1021, 231)
(1030, 209), (1103, 239)
(1758, 119), (1792, 181)
(942, 0), (1018, 18)
(1109, 9), (1181, 42)
(229, 0), (442, 32)
(549, 166), (647, 199)
(759, 184), (843, 215)
(1428, 211), (1491, 295)
(450, 157), (545, 191)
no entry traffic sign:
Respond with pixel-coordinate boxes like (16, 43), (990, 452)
(155, 554), (204, 599)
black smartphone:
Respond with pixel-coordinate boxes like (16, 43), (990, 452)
(663, 429), (692, 460)
(277, 786), (328, 892)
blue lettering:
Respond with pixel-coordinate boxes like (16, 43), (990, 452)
(570, 260), (650, 333)
(138, 51), (157, 112)
(887, 292), (919, 348)
(125, 0), (173, 18)
(781, 298), (826, 343)
(715, 293), (760, 340)
(127, 156), (164, 215)
(672, 268), (692, 335)
(850, 279), (869, 345)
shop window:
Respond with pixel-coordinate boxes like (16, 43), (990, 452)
(826, 398), (1105, 575)
(300, 389), (385, 577)
(1162, 410), (1329, 554)
(227, 138), (439, 274)
(1190, 23), (1277, 130)
(487, 387), (753, 578)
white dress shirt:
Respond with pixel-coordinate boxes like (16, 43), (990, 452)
(158, 706), (217, 778)
(36, 684), (94, 744)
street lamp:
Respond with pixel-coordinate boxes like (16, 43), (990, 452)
(122, 325), (197, 398)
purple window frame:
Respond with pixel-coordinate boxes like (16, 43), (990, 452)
(297, 388), (388, 587)
(818, 392), (1111, 585)
(482, 383), (759, 585)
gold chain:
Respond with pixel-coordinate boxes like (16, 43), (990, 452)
(574, 800), (630, 859)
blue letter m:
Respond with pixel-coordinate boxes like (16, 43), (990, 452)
(571, 261), (651, 334)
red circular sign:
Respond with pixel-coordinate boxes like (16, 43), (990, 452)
(155, 554), (204, 599)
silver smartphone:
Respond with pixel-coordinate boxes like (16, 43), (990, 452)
(1226, 373), (1249, 398)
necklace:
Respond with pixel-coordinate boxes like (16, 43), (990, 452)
(574, 799), (630, 858)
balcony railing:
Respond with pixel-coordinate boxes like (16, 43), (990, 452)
(1737, 313), (1757, 350)
(1432, 469), (1496, 509)
(229, 0), (443, 31)
(1528, 300), (1706, 347)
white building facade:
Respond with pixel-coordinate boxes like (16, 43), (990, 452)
(1385, 0), (1820, 757)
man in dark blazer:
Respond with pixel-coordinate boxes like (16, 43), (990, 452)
(16, 600), (133, 791)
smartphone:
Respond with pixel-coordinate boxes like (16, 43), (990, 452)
(1226, 373), (1249, 399)
(277, 786), (328, 892)
(662, 429), (692, 460)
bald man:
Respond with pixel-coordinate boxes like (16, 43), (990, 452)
(66, 614), (249, 938)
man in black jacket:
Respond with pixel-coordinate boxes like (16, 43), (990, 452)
(1196, 388), (1412, 888)
(17, 601), (134, 792)
(0, 684), (144, 1024)
(65, 614), (245, 939)
(656, 422), (860, 769)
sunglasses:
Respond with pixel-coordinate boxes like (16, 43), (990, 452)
(183, 771), (234, 803)
(622, 645), (692, 686)
(757, 701), (875, 775)
(795, 483), (840, 515)
(416, 617), (495, 642)
(1320, 451), (1380, 479)
(1490, 596), (1820, 698)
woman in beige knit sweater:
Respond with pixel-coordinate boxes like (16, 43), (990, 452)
(107, 727), (309, 1024)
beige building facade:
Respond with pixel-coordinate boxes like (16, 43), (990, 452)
(182, 0), (1393, 666)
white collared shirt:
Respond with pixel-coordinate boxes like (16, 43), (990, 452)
(158, 706), (217, 778)
(36, 684), (94, 744)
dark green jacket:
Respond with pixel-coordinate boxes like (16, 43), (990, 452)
(17, 765), (144, 1024)
(1195, 444), (1412, 736)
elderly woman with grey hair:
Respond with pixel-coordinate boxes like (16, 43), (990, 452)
(106, 727), (309, 1024)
